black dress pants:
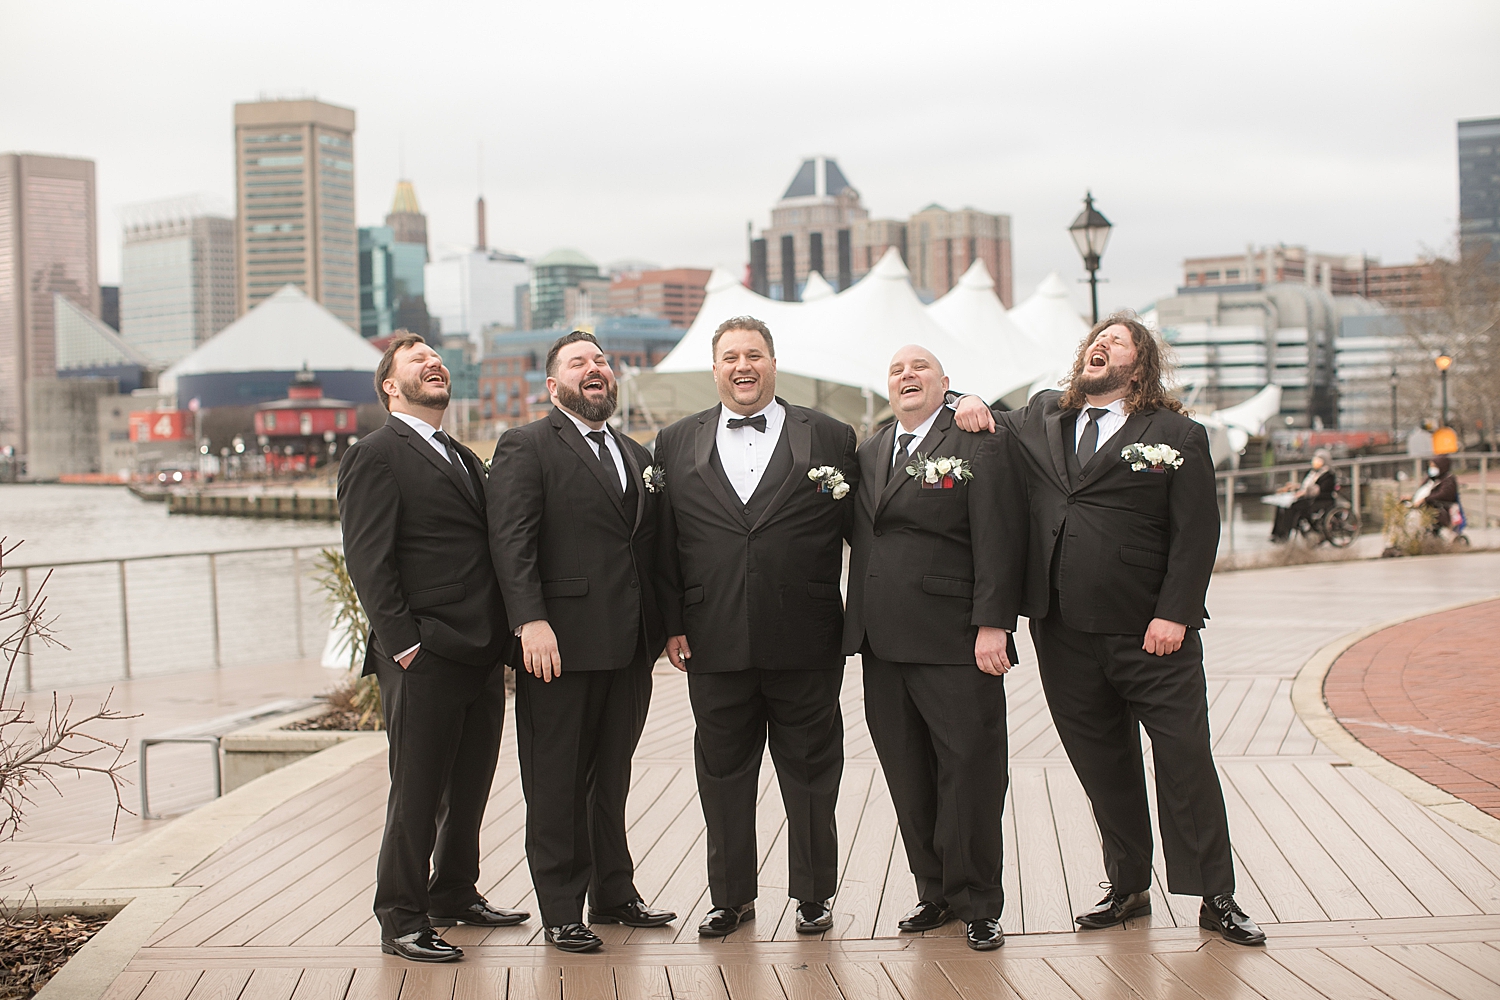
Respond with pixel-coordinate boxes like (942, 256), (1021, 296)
(514, 658), (653, 926)
(374, 648), (507, 937)
(1030, 607), (1234, 897)
(862, 652), (1008, 921)
(687, 668), (844, 907)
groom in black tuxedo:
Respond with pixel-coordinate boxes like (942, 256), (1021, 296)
(488, 330), (676, 953)
(843, 345), (1026, 952)
(954, 314), (1265, 946)
(338, 333), (528, 964)
(654, 316), (858, 938)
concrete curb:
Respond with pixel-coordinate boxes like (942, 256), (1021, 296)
(1290, 595), (1500, 847)
(32, 733), (388, 1000)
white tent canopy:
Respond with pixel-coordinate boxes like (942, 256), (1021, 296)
(1007, 272), (1093, 393)
(925, 259), (1050, 400)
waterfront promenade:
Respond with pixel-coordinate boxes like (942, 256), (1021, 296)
(13, 551), (1500, 999)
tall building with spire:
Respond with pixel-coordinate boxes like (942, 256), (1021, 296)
(385, 179), (427, 251)
(361, 179), (431, 338)
(752, 157), (868, 301)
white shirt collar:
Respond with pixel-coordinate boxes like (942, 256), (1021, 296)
(1085, 398), (1128, 418)
(392, 411), (442, 438)
(893, 405), (942, 450)
(557, 406), (609, 440)
(718, 398), (783, 431)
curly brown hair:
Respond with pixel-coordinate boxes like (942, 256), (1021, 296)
(1058, 312), (1184, 415)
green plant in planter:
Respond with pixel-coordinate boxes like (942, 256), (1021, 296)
(314, 548), (383, 729)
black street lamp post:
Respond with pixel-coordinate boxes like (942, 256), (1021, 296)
(1068, 191), (1113, 324)
(1435, 351), (1453, 426)
(1389, 366), (1399, 438)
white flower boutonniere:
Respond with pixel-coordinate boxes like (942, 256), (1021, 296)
(642, 465), (666, 493)
(904, 452), (974, 490)
(807, 465), (851, 499)
(1120, 443), (1184, 472)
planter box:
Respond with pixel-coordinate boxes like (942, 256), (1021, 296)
(219, 706), (380, 792)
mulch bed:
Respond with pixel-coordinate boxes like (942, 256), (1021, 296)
(0, 913), (109, 998)
(282, 708), (382, 732)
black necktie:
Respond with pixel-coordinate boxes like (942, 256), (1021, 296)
(727, 414), (767, 432)
(1076, 407), (1110, 465)
(587, 430), (623, 500)
(893, 432), (917, 478)
(432, 430), (477, 503)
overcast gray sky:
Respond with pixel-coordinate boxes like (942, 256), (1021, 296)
(4, 0), (1496, 315)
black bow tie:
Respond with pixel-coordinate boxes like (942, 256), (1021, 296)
(727, 415), (767, 432)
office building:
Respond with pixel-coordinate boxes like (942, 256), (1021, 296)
(1181, 245), (1440, 309)
(386, 179), (428, 250)
(426, 248), (530, 338)
(120, 198), (237, 365)
(233, 99), (358, 327)
(1459, 116), (1500, 261)
(531, 248), (602, 330)
(606, 268), (711, 328)
(753, 157), (867, 300)
(900, 204), (1013, 306)
(0, 153), (98, 459)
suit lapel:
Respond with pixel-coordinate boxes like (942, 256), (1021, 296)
(618, 432), (645, 536)
(860, 423), (893, 521)
(693, 405), (744, 526)
(391, 415), (483, 514)
(750, 401), (810, 533)
(1043, 401), (1072, 492)
(1078, 410), (1157, 490)
(552, 410), (628, 521)
(876, 408), (952, 519)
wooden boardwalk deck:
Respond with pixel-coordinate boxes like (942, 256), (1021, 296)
(29, 553), (1500, 998)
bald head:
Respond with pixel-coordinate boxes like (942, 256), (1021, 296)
(888, 344), (949, 431)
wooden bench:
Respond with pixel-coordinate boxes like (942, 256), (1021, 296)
(138, 698), (324, 819)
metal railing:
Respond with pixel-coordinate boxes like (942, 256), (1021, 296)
(1216, 452), (1493, 554)
(9, 543), (339, 692)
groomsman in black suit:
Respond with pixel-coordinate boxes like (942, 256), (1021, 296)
(338, 333), (528, 964)
(654, 316), (858, 937)
(488, 331), (677, 953)
(954, 314), (1265, 945)
(843, 344), (1026, 951)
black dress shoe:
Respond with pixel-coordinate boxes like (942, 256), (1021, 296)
(590, 898), (677, 927)
(429, 898), (529, 927)
(380, 927), (463, 962)
(1200, 893), (1266, 946)
(1075, 886), (1151, 929)
(544, 922), (603, 953)
(698, 902), (755, 937)
(897, 900), (953, 932)
(795, 899), (833, 934)
(966, 917), (1004, 951)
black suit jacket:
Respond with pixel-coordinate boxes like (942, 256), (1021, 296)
(999, 389), (1219, 634)
(337, 414), (511, 674)
(487, 408), (666, 671)
(656, 399), (859, 673)
(842, 407), (1026, 664)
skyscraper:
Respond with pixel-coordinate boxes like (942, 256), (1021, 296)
(120, 197), (237, 365)
(1459, 116), (1500, 262)
(382, 180), (430, 334)
(233, 99), (357, 327)
(755, 157), (868, 300)
(385, 180), (428, 250)
(0, 153), (98, 456)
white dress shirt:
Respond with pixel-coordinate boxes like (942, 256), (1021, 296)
(717, 399), (786, 503)
(892, 406), (942, 467)
(1073, 397), (1128, 455)
(559, 407), (627, 492)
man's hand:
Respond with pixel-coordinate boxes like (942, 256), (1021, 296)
(975, 626), (1012, 675)
(1143, 618), (1186, 656)
(397, 647), (418, 670)
(953, 395), (997, 434)
(666, 635), (692, 672)
(520, 620), (562, 682)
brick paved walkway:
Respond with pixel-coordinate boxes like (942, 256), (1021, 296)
(1325, 598), (1500, 819)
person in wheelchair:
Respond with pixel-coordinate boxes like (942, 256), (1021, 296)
(1270, 449), (1337, 543)
(1412, 455), (1460, 535)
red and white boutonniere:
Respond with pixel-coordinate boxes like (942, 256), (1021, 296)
(1121, 443), (1184, 472)
(905, 453), (974, 489)
(807, 465), (851, 499)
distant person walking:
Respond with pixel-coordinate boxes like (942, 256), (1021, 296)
(338, 333), (527, 964)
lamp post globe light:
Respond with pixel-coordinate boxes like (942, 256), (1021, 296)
(1068, 190), (1113, 324)
(1434, 351), (1453, 427)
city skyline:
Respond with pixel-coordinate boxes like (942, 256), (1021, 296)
(3, 0), (1497, 317)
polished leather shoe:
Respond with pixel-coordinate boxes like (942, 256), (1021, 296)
(795, 899), (834, 934)
(698, 902), (755, 937)
(544, 922), (603, 953)
(429, 898), (529, 927)
(1200, 894), (1266, 946)
(590, 898), (677, 927)
(897, 900), (953, 932)
(381, 927), (463, 962)
(1075, 886), (1151, 929)
(966, 917), (1004, 951)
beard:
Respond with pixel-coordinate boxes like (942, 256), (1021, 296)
(556, 378), (618, 423)
(396, 372), (451, 408)
(1074, 363), (1134, 397)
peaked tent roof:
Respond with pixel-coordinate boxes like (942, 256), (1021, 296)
(159, 284), (382, 392)
(925, 260), (1049, 399)
(1007, 272), (1093, 391)
(800, 271), (837, 302)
